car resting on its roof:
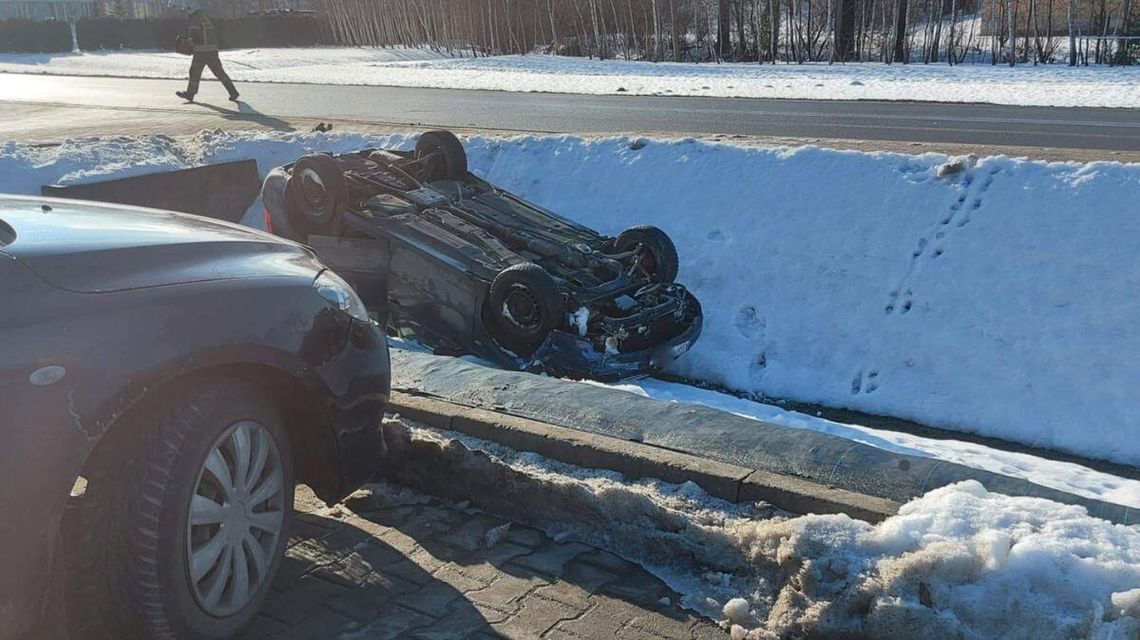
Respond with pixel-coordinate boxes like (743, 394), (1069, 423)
(262, 130), (702, 380)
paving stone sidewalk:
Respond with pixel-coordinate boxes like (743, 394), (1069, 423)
(248, 487), (726, 640)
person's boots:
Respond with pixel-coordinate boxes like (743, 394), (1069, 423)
(228, 91), (240, 102)
(176, 91), (194, 102)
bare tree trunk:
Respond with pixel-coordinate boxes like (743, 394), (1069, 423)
(665, 0), (674, 59)
(546, 0), (558, 51)
(651, 0), (663, 59)
(769, 0), (779, 60)
(589, 0), (603, 58)
(833, 0), (857, 59)
(891, 0), (908, 61)
(1006, 0), (1016, 63)
(718, 0), (732, 57)
(1116, 0), (1133, 63)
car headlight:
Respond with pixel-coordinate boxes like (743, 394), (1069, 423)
(313, 270), (371, 323)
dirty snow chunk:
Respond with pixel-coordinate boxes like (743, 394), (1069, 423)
(485, 522), (511, 548)
(722, 597), (751, 623)
(390, 420), (1140, 639)
(936, 153), (978, 177)
(1113, 589), (1140, 618)
(733, 481), (1140, 638)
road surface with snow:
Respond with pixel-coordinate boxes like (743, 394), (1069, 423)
(2, 72), (1139, 152)
(2, 47), (1139, 108)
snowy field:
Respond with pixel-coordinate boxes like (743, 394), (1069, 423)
(381, 420), (1140, 639)
(2, 131), (1139, 473)
(2, 47), (1139, 108)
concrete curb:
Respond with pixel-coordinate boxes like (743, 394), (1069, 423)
(389, 390), (901, 523)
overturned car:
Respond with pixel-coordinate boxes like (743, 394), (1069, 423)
(262, 131), (702, 380)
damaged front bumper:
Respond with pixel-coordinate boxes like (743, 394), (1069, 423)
(310, 319), (392, 502)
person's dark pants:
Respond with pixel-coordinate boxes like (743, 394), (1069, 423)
(186, 51), (237, 98)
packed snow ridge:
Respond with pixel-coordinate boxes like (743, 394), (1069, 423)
(380, 420), (1140, 640)
(2, 47), (1139, 108)
(3, 131), (1139, 468)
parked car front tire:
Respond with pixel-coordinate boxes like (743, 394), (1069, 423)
(62, 378), (295, 640)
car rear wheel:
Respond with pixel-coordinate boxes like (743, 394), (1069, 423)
(615, 225), (679, 283)
(61, 379), (294, 640)
(415, 130), (468, 181)
(484, 263), (564, 357)
(286, 153), (345, 240)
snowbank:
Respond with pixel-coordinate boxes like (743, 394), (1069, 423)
(1, 48), (1138, 108)
(381, 419), (1140, 639)
(470, 137), (1140, 467)
(3, 131), (1139, 467)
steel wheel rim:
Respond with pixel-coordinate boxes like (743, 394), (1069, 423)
(299, 169), (329, 216)
(503, 284), (542, 330)
(186, 420), (285, 618)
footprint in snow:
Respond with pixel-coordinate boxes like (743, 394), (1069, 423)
(749, 352), (768, 380)
(851, 370), (881, 395)
(885, 289), (913, 315)
(733, 305), (766, 339)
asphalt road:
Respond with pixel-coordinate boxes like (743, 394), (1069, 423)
(3, 72), (1140, 151)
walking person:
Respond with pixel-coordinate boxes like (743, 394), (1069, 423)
(175, 4), (239, 103)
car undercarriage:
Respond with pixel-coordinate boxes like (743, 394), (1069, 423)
(263, 131), (702, 380)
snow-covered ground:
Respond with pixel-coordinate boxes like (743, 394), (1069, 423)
(3, 131), (1139, 471)
(381, 419), (1140, 639)
(2, 46), (1138, 108)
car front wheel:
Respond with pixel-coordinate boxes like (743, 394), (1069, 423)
(62, 379), (294, 640)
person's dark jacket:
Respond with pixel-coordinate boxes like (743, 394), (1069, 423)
(188, 10), (219, 53)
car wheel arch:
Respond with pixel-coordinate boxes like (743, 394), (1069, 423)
(74, 362), (345, 508)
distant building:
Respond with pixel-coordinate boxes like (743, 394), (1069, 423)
(0, 0), (97, 20)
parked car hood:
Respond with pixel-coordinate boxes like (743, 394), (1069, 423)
(0, 195), (320, 293)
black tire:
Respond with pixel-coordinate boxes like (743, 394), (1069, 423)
(415, 130), (468, 181)
(484, 263), (564, 357)
(285, 153), (345, 239)
(615, 225), (679, 283)
(61, 379), (295, 640)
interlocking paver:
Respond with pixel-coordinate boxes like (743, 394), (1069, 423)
(492, 593), (581, 639)
(406, 599), (498, 639)
(506, 525), (547, 548)
(260, 575), (351, 626)
(509, 541), (592, 577)
(324, 583), (413, 622)
(249, 486), (725, 640)
(432, 563), (495, 592)
(467, 572), (549, 611)
(435, 512), (512, 551)
(395, 579), (464, 618)
(336, 603), (435, 639)
(244, 615), (290, 640)
(275, 607), (355, 640)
